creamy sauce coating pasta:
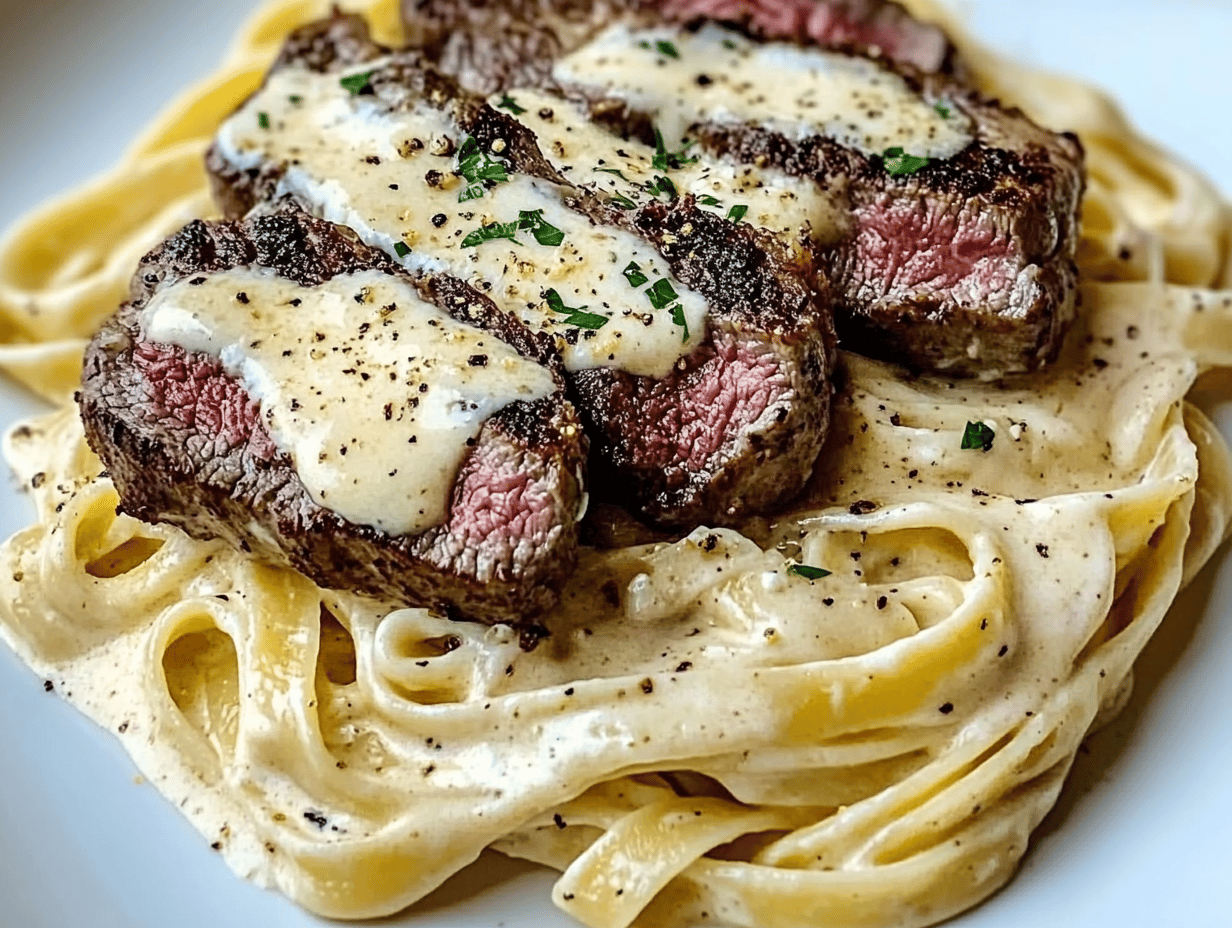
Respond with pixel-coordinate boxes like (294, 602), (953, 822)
(1, 1), (1231, 928)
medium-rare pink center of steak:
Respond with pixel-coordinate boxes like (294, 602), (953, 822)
(851, 194), (1018, 301)
(661, 0), (952, 73)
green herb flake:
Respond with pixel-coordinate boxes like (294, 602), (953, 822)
(669, 304), (690, 343)
(697, 194), (722, 207)
(339, 70), (375, 96)
(721, 38), (738, 50)
(655, 39), (680, 59)
(288, 95), (303, 105)
(651, 126), (699, 171)
(610, 191), (637, 210)
(594, 166), (631, 181)
(645, 174), (678, 199)
(934, 100), (951, 119)
(882, 146), (930, 176)
(623, 261), (649, 288)
(960, 421), (996, 452)
(517, 209), (564, 247)
(456, 135), (511, 202)
(257, 112), (271, 130)
(544, 288), (609, 330)
(393, 241), (411, 258)
(646, 278), (679, 310)
(788, 564), (831, 580)
(726, 204), (748, 223)
(496, 93), (526, 115)
(460, 220), (522, 248)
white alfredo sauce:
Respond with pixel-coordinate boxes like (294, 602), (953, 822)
(553, 23), (974, 161)
(213, 64), (708, 379)
(137, 267), (556, 537)
(497, 88), (848, 245)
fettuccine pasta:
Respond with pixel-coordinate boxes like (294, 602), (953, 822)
(1, 1), (1231, 927)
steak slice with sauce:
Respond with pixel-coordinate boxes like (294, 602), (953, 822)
(80, 210), (588, 622)
(689, 89), (1083, 376)
(402, 0), (1085, 377)
(400, 0), (958, 95)
(206, 13), (836, 529)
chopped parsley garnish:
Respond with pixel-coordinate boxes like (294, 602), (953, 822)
(594, 166), (632, 181)
(517, 209), (564, 246)
(393, 241), (411, 258)
(339, 70), (375, 96)
(610, 191), (637, 210)
(459, 209), (564, 248)
(656, 39), (680, 59)
(651, 126), (699, 171)
(645, 278), (679, 310)
(460, 220), (522, 248)
(645, 174), (678, 199)
(257, 112), (270, 130)
(288, 95), (303, 105)
(669, 304), (690, 342)
(623, 261), (649, 288)
(787, 564), (831, 580)
(456, 135), (510, 202)
(697, 194), (722, 207)
(882, 146), (930, 176)
(726, 204), (748, 223)
(960, 421), (996, 452)
(934, 100), (951, 119)
(544, 288), (609, 329)
(496, 93), (526, 115)
(721, 38), (738, 50)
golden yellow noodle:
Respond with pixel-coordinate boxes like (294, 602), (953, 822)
(2, 1), (1231, 926)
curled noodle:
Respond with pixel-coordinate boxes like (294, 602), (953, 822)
(1, 2), (1231, 927)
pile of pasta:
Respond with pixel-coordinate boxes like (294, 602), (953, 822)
(2, 1), (1232, 926)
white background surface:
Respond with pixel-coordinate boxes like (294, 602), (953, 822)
(1, 2), (1231, 927)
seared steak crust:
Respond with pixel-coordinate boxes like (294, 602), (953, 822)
(80, 210), (588, 622)
(400, 0), (957, 94)
(207, 14), (837, 529)
(399, 0), (1085, 377)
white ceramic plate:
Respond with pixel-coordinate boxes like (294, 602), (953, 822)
(1, 2), (1230, 926)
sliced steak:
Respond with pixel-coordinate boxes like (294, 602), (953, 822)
(400, 0), (957, 94)
(403, 2), (1084, 377)
(571, 197), (832, 525)
(80, 209), (588, 622)
(691, 86), (1084, 375)
(205, 13), (836, 529)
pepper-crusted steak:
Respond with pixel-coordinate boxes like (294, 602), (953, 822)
(79, 210), (588, 622)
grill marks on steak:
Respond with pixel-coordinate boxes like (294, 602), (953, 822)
(80, 211), (588, 622)
(205, 14), (837, 529)
(401, 0), (1085, 377)
(400, 0), (956, 94)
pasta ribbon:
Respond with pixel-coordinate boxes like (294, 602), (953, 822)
(0, 2), (1230, 927)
